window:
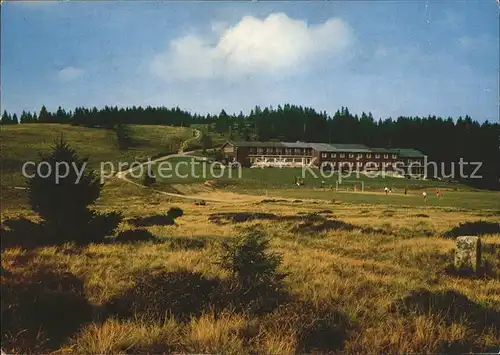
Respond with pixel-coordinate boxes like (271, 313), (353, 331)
(321, 153), (328, 158)
(249, 148), (256, 154)
(349, 153), (354, 158)
(286, 148), (292, 155)
(331, 153), (336, 158)
(392, 154), (397, 159)
(375, 154), (380, 159)
(340, 153), (345, 158)
(384, 154), (389, 159)
(295, 148), (302, 154)
(357, 153), (363, 159)
(276, 148), (283, 154)
(366, 154), (371, 158)
(257, 148), (264, 154)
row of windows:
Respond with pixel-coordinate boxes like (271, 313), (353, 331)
(249, 157), (310, 164)
(251, 148), (310, 154)
(321, 153), (397, 159)
(247, 148), (399, 160)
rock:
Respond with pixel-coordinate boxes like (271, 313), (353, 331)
(454, 236), (481, 273)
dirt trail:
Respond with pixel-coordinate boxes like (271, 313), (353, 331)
(114, 130), (261, 203)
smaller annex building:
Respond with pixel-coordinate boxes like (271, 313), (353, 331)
(219, 141), (426, 178)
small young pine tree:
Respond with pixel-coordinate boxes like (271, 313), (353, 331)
(217, 230), (284, 288)
(115, 124), (133, 150)
(200, 134), (213, 153)
(143, 165), (156, 187)
(26, 136), (103, 241)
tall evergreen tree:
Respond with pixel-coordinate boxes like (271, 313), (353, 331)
(1, 110), (12, 124)
(26, 136), (120, 243)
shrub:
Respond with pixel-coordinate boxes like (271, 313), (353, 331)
(215, 231), (287, 315)
(143, 165), (156, 187)
(167, 207), (184, 219)
(216, 231), (285, 289)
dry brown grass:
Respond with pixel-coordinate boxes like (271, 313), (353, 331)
(2, 187), (499, 354)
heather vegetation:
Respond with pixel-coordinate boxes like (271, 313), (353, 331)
(1, 117), (499, 354)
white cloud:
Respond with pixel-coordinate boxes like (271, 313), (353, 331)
(57, 66), (84, 81)
(150, 13), (353, 81)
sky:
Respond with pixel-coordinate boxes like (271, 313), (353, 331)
(1, 0), (498, 122)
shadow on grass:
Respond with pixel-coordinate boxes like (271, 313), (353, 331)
(106, 269), (220, 323)
(1, 212), (122, 250)
(292, 219), (390, 236)
(164, 236), (207, 250)
(105, 268), (352, 352)
(297, 209), (333, 216)
(106, 268), (289, 323)
(258, 199), (289, 204)
(128, 207), (183, 227)
(391, 289), (500, 352)
(209, 212), (332, 225)
(113, 229), (159, 243)
(391, 289), (500, 332)
(128, 215), (175, 227)
(443, 220), (500, 238)
(265, 300), (352, 353)
(1, 267), (92, 353)
(208, 212), (290, 224)
(208, 212), (390, 236)
(1, 218), (45, 250)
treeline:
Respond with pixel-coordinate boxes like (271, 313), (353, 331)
(1, 104), (499, 189)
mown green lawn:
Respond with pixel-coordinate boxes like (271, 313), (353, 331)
(154, 158), (469, 189)
(232, 188), (500, 211)
(150, 158), (499, 211)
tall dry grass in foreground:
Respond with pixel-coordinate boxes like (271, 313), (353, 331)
(2, 194), (499, 354)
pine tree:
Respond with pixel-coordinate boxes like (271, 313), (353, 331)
(39, 105), (51, 123)
(200, 133), (213, 153)
(1, 110), (11, 124)
(115, 124), (133, 150)
(26, 136), (120, 243)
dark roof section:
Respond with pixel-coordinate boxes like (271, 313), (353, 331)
(308, 143), (338, 152)
(330, 144), (371, 153)
(370, 148), (396, 154)
(392, 148), (426, 158)
(227, 141), (316, 149)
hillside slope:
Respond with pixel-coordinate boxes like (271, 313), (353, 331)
(0, 124), (194, 208)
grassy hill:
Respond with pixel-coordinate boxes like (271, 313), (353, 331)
(0, 124), (195, 208)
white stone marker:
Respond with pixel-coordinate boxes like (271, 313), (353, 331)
(454, 236), (481, 273)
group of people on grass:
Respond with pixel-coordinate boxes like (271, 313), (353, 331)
(383, 186), (443, 202)
(422, 188), (442, 202)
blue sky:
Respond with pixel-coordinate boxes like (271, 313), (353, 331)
(1, 0), (498, 122)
